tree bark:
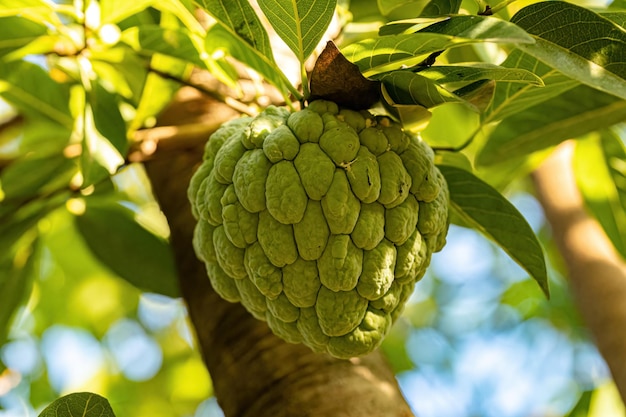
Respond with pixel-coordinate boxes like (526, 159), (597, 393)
(533, 141), (626, 402)
(143, 91), (415, 417)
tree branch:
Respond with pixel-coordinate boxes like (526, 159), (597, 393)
(532, 141), (626, 402)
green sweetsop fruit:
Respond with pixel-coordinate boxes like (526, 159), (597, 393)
(188, 100), (449, 359)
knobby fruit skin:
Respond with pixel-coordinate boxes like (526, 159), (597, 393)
(188, 100), (449, 359)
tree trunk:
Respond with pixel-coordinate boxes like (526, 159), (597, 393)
(143, 90), (415, 417)
(533, 141), (626, 402)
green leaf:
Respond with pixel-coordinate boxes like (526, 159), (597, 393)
(418, 14), (533, 40)
(74, 199), (180, 297)
(601, 12), (626, 29)
(417, 63), (543, 86)
(4, 117), (73, 157)
(130, 55), (189, 131)
(483, 49), (578, 124)
(38, 392), (116, 417)
(100, 0), (155, 25)
(420, 0), (462, 16)
(574, 132), (626, 259)
(378, 0), (460, 19)
(0, 193), (63, 259)
(121, 25), (208, 69)
(198, 0), (271, 55)
(80, 103), (125, 186)
(0, 0), (61, 25)
(0, 238), (38, 347)
(0, 16), (47, 58)
(378, 17), (449, 36)
(500, 279), (543, 319)
(566, 390), (593, 417)
(452, 80), (495, 112)
(343, 16), (534, 76)
(0, 60), (73, 129)
(384, 62), (544, 109)
(423, 102), (480, 149)
(604, 132), (626, 212)
(477, 85), (626, 166)
(438, 165), (549, 297)
(511, 1), (626, 101)
(89, 82), (128, 155)
(91, 46), (150, 103)
(198, 0), (297, 97)
(205, 24), (295, 97)
(379, 70), (464, 108)
(378, 0), (430, 19)
(257, 0), (336, 64)
(0, 155), (76, 201)
(434, 150), (473, 170)
(154, 0), (206, 36)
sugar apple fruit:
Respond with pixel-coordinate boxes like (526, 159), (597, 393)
(188, 100), (449, 359)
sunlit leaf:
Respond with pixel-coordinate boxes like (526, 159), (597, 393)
(453, 80), (495, 112)
(604, 132), (626, 212)
(600, 12), (626, 29)
(0, 16), (47, 58)
(438, 165), (549, 297)
(378, 0), (430, 19)
(100, 0), (154, 25)
(567, 390), (593, 417)
(423, 102), (480, 149)
(0, 194), (65, 260)
(500, 279), (543, 319)
(80, 103), (125, 186)
(198, 0), (298, 97)
(343, 16), (534, 76)
(197, 0), (271, 54)
(258, 0), (336, 64)
(91, 46), (150, 103)
(401, 62), (540, 111)
(483, 49), (579, 124)
(75, 199), (180, 297)
(154, 0), (207, 36)
(434, 150), (473, 170)
(0, 155), (76, 201)
(130, 55), (189, 131)
(4, 117), (73, 157)
(0, 60), (73, 129)
(574, 132), (626, 259)
(417, 63), (543, 86)
(420, 0), (461, 16)
(197, 0), (293, 96)
(418, 14), (533, 41)
(381, 95), (432, 130)
(121, 25), (208, 69)
(38, 392), (116, 417)
(0, 0), (61, 26)
(205, 24), (295, 98)
(3, 34), (63, 61)
(0, 237), (38, 347)
(587, 382), (626, 417)
(512, 1), (626, 101)
(477, 85), (626, 166)
(379, 70), (464, 108)
(378, 17), (449, 36)
(89, 82), (128, 155)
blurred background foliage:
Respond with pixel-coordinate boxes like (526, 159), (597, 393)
(1, 0), (626, 416)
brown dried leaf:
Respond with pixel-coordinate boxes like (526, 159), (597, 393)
(309, 41), (381, 110)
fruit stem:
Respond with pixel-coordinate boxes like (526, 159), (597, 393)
(301, 62), (311, 100)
